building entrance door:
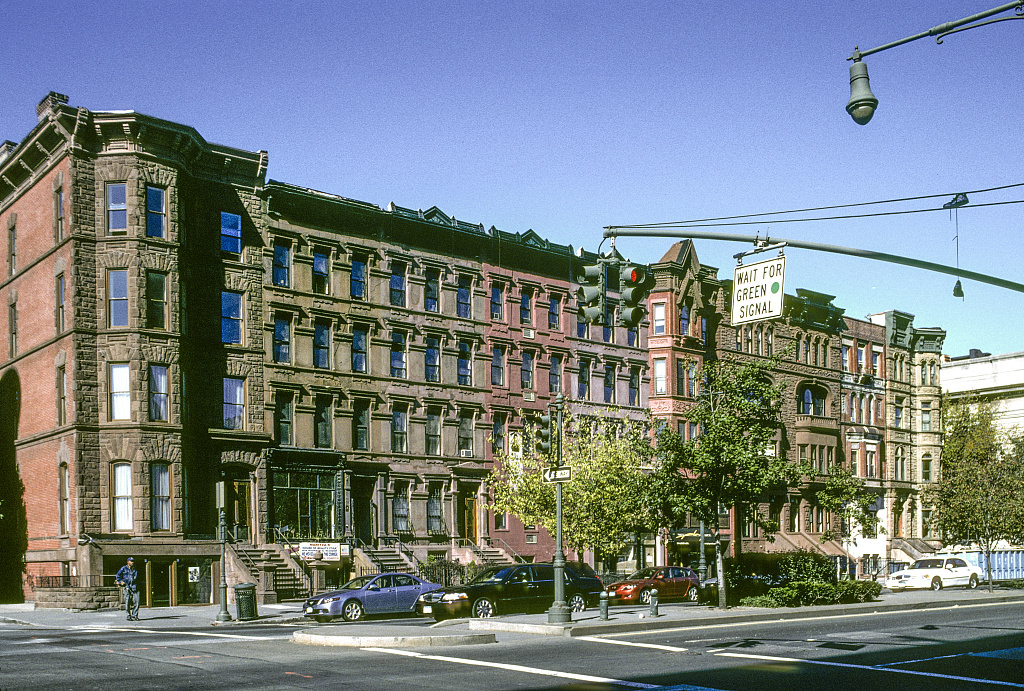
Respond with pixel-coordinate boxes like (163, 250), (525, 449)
(352, 480), (375, 546)
(148, 561), (171, 608)
(458, 493), (477, 543)
(231, 479), (251, 543)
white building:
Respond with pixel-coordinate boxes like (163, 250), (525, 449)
(943, 349), (1024, 434)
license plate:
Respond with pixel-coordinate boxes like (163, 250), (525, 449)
(422, 605), (432, 614)
(305, 607), (313, 613)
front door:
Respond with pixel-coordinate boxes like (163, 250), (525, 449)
(147, 561), (171, 608)
(232, 480), (251, 543)
(458, 494), (477, 542)
(352, 480), (374, 546)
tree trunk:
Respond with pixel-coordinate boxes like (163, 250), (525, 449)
(715, 537), (728, 609)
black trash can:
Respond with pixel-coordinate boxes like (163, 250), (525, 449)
(234, 582), (258, 621)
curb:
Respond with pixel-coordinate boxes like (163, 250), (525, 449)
(292, 628), (496, 648)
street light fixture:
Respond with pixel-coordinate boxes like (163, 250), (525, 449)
(846, 1), (1023, 125)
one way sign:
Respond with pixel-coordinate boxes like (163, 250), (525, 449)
(542, 467), (572, 483)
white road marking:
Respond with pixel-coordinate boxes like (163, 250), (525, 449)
(363, 647), (660, 689)
(577, 635), (689, 652)
(716, 651), (1024, 687)
(69, 626), (280, 641)
(600, 599), (1023, 639)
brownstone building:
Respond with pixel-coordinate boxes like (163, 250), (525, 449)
(648, 242), (945, 576)
(0, 94), (649, 607)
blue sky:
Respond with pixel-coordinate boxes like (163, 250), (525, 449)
(3, 1), (1020, 358)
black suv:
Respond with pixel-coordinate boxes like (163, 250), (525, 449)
(419, 563), (604, 620)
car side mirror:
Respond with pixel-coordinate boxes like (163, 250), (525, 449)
(368, 583), (380, 590)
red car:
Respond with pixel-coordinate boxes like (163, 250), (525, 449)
(605, 566), (701, 604)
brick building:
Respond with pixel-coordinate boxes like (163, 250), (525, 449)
(648, 242), (945, 576)
(0, 94), (648, 607)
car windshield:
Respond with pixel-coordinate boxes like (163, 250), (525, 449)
(910, 559), (943, 569)
(339, 575), (377, 590)
(627, 567), (660, 580)
(467, 566), (515, 585)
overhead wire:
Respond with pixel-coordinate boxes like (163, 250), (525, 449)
(607, 182), (1024, 230)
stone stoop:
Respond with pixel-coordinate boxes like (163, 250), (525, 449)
(232, 545), (311, 601)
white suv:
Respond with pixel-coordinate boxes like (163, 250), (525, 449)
(886, 557), (982, 591)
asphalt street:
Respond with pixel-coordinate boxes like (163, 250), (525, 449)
(2, 591), (1023, 690)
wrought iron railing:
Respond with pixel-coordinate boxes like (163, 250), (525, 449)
(487, 536), (528, 563)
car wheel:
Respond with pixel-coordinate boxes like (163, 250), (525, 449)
(568, 594), (586, 612)
(930, 578), (943, 591)
(312, 616), (333, 624)
(639, 589), (651, 605)
(342, 600), (365, 622)
(968, 575), (979, 589)
(687, 587), (700, 602)
(472, 598), (495, 618)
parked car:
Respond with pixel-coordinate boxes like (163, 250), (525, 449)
(605, 566), (702, 605)
(886, 557), (982, 591)
(419, 563), (603, 620)
(303, 572), (440, 622)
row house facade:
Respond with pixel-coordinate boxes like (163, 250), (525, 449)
(648, 242), (945, 577)
(0, 94), (649, 607)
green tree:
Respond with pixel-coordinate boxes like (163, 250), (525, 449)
(815, 462), (882, 578)
(653, 356), (795, 608)
(489, 409), (653, 556)
(925, 402), (1024, 590)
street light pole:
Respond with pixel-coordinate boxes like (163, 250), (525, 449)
(846, 1), (1023, 124)
(216, 480), (232, 623)
(547, 393), (571, 624)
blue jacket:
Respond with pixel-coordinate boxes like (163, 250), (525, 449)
(116, 564), (138, 592)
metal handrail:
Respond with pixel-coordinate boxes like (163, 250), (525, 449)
(488, 536), (528, 563)
(224, 532), (260, 576)
(273, 527), (314, 594)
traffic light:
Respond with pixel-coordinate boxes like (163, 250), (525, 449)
(576, 260), (606, 325)
(536, 410), (553, 456)
(619, 263), (654, 328)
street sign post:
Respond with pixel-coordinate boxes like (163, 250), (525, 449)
(731, 254), (785, 326)
(542, 466), (572, 483)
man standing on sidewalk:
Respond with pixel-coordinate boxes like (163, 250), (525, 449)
(116, 557), (140, 621)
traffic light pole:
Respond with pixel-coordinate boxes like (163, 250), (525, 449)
(547, 393), (571, 624)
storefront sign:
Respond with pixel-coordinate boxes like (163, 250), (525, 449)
(298, 542), (350, 561)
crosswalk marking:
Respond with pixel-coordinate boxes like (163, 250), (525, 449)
(576, 635), (689, 652)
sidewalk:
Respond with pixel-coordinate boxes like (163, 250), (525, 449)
(4, 587), (1024, 648)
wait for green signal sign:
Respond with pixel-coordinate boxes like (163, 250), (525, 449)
(732, 254), (785, 325)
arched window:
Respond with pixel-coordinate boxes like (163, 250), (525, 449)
(113, 462), (132, 531)
(796, 334), (803, 361)
(766, 327), (773, 356)
(754, 327), (762, 356)
(744, 326), (752, 353)
(822, 340), (829, 368)
(798, 385), (826, 416)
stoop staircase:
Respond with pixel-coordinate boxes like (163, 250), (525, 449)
(358, 545), (414, 573)
(232, 544), (311, 600)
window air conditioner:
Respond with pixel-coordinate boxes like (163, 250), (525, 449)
(523, 391), (536, 401)
(460, 449), (474, 458)
(524, 328), (535, 339)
